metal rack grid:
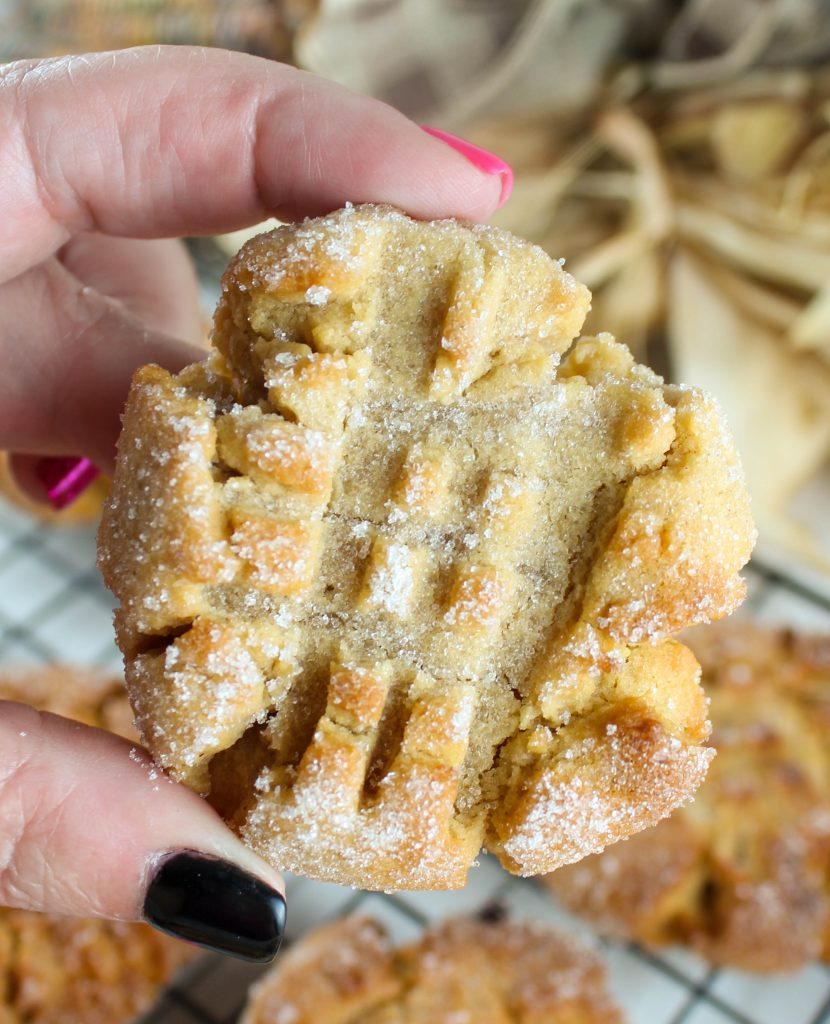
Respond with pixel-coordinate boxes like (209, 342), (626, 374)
(1, 497), (829, 1024)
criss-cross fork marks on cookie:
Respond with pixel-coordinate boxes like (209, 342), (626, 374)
(99, 205), (755, 889)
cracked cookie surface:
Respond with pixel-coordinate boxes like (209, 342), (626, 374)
(546, 621), (830, 972)
(240, 915), (622, 1024)
(99, 205), (754, 889)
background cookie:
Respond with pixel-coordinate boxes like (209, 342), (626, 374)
(240, 913), (623, 1024)
(0, 908), (194, 1024)
(0, 664), (132, 736)
(0, 666), (195, 1023)
(99, 205), (754, 889)
(545, 620), (830, 972)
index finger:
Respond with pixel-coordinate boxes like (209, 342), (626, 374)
(0, 46), (507, 281)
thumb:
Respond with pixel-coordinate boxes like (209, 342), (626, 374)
(0, 701), (286, 962)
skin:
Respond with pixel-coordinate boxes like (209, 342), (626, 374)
(0, 46), (505, 922)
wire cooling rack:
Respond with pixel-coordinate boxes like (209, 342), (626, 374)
(1, 496), (829, 1024)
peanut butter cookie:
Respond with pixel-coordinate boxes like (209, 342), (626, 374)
(99, 205), (754, 889)
(240, 914), (622, 1024)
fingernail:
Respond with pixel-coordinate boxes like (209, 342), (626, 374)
(35, 456), (100, 510)
(421, 125), (514, 208)
(143, 852), (286, 963)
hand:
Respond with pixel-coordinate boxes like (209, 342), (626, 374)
(0, 46), (511, 959)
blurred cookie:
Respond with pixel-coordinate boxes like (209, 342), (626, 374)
(0, 909), (194, 1024)
(0, 665), (195, 1022)
(240, 914), (623, 1023)
(546, 621), (830, 972)
(99, 204), (754, 889)
(0, 664), (132, 736)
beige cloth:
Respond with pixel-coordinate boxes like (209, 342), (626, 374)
(297, 0), (830, 124)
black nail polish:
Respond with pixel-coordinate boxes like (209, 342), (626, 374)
(143, 852), (286, 962)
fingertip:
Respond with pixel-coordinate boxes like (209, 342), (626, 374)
(0, 702), (286, 955)
(4, 452), (55, 508)
(249, 66), (509, 224)
(35, 456), (100, 510)
(7, 453), (106, 514)
(420, 126), (513, 212)
(143, 851), (286, 962)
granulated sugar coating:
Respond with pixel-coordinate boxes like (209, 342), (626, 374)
(239, 915), (622, 1024)
(546, 621), (830, 973)
(98, 205), (755, 889)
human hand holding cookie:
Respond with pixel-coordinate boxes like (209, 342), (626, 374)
(0, 45), (510, 957)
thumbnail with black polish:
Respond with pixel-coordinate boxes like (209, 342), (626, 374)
(143, 851), (286, 962)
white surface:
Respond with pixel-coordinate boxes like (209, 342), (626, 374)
(710, 965), (830, 1024)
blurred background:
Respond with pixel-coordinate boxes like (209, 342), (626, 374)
(2, 0), (830, 583)
(1, 3), (830, 1023)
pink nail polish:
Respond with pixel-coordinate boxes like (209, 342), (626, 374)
(421, 125), (514, 208)
(35, 456), (100, 510)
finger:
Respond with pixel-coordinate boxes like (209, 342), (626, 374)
(0, 47), (507, 281)
(5, 235), (206, 502)
(7, 453), (102, 512)
(0, 701), (286, 961)
(59, 234), (206, 345)
(0, 256), (203, 470)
